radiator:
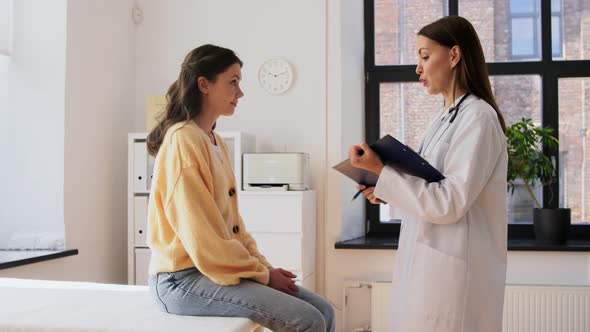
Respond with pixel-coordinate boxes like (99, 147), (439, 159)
(370, 282), (392, 332)
(503, 284), (590, 332)
(369, 283), (590, 332)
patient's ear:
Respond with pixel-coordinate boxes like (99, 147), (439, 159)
(198, 77), (209, 94)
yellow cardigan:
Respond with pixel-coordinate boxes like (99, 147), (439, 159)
(147, 121), (272, 285)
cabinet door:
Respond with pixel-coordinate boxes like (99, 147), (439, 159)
(146, 154), (155, 191)
(240, 195), (302, 233)
(134, 196), (148, 246)
(133, 142), (148, 192)
(250, 233), (303, 272)
(134, 248), (151, 286)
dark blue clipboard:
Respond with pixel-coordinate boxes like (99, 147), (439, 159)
(332, 134), (445, 187)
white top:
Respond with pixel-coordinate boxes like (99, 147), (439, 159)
(213, 144), (223, 161)
(209, 132), (223, 161)
(375, 94), (508, 332)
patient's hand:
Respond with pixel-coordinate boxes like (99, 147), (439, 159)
(268, 267), (299, 295)
(358, 184), (385, 204)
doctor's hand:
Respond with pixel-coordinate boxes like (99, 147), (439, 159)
(357, 184), (385, 204)
(349, 142), (385, 175)
(268, 267), (299, 296)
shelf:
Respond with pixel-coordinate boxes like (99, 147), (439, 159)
(335, 236), (590, 251)
(0, 249), (78, 270)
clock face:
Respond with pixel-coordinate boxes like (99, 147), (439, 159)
(258, 58), (293, 95)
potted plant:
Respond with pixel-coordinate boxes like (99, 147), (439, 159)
(507, 118), (570, 245)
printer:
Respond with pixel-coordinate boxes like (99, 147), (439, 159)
(243, 153), (310, 191)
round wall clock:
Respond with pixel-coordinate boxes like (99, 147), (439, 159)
(258, 58), (294, 95)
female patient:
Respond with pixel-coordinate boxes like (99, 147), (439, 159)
(146, 44), (334, 332)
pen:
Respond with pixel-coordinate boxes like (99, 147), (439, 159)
(351, 188), (364, 201)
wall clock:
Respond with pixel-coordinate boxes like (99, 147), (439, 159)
(258, 58), (294, 95)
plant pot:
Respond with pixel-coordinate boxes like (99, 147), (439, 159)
(533, 208), (571, 245)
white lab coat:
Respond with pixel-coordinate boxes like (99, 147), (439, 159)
(374, 95), (507, 332)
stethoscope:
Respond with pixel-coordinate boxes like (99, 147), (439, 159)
(418, 93), (470, 156)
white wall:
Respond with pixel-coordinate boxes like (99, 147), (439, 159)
(324, 0), (394, 326)
(0, 0), (136, 283)
(0, 0), (67, 249)
(61, 0), (136, 283)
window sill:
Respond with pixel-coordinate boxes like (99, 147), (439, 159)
(0, 249), (78, 270)
(335, 236), (590, 251)
(335, 236), (399, 250)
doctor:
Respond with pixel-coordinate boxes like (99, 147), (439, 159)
(350, 16), (508, 332)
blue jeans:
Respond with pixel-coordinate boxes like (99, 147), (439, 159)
(149, 268), (335, 332)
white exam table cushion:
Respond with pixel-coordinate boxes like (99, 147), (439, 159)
(0, 278), (260, 332)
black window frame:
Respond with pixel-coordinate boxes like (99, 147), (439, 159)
(364, 0), (590, 239)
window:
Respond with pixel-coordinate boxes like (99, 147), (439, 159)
(375, 0), (448, 65)
(550, 0), (563, 59)
(509, 0), (541, 59)
(552, 0), (589, 61)
(0, 2), (68, 250)
(458, 0), (564, 62)
(365, 0), (590, 238)
(0, 0), (12, 56)
(559, 78), (590, 223)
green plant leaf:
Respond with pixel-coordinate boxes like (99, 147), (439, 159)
(506, 118), (559, 206)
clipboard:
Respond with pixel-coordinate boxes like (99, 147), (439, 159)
(332, 134), (445, 186)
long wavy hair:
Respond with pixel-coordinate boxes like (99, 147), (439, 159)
(419, 16), (507, 134)
(147, 44), (243, 156)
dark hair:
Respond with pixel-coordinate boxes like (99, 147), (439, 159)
(418, 16), (506, 134)
(147, 44), (243, 156)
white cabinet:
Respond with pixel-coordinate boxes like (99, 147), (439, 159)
(127, 134), (153, 285)
(240, 191), (316, 291)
